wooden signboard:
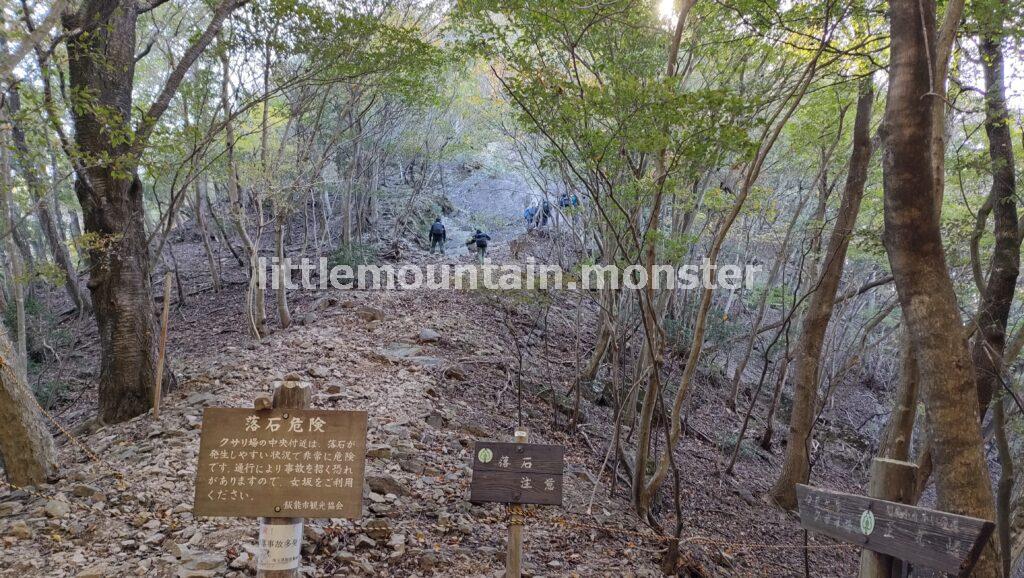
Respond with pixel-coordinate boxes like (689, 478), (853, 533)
(470, 441), (564, 505)
(193, 407), (368, 518)
(796, 484), (995, 577)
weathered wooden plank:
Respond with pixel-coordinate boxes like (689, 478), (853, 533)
(796, 484), (994, 577)
(471, 442), (563, 474)
(470, 471), (563, 505)
(469, 441), (565, 505)
(194, 407), (367, 518)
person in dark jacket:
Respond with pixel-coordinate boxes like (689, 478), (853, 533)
(429, 218), (446, 254)
(524, 205), (538, 230)
(466, 229), (491, 263)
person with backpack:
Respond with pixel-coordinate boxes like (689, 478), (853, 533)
(429, 218), (446, 254)
(466, 229), (491, 263)
(540, 199), (551, 227)
(524, 205), (538, 230)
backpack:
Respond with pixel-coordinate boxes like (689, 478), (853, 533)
(475, 234), (488, 248)
(430, 222), (445, 236)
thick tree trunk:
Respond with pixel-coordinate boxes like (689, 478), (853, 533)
(771, 79), (874, 509)
(0, 327), (56, 486)
(881, 2), (998, 575)
(65, 0), (159, 423)
(0, 123), (27, 382)
(6, 86), (91, 314)
(913, 0), (1019, 506)
(971, 0), (1018, 421)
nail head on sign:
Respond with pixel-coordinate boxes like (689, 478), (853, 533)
(275, 506), (282, 513)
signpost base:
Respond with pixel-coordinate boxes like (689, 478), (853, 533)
(257, 382), (311, 578)
(506, 429), (528, 578)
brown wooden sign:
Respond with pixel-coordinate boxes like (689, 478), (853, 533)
(470, 441), (564, 505)
(193, 407), (367, 518)
(796, 484), (995, 577)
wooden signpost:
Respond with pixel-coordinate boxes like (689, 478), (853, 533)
(470, 431), (565, 578)
(193, 382), (367, 577)
(796, 484), (995, 578)
(470, 438), (565, 506)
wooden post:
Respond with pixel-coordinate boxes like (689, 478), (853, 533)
(859, 458), (918, 578)
(256, 381), (311, 578)
(506, 429), (528, 578)
(153, 272), (172, 419)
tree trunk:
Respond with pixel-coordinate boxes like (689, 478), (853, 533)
(65, 0), (161, 423)
(0, 121), (27, 382)
(194, 178), (221, 293)
(971, 0), (1018, 422)
(5, 86), (91, 314)
(220, 47), (265, 337)
(0, 327), (56, 486)
(881, 2), (998, 575)
(859, 458), (918, 578)
(771, 78), (874, 509)
(994, 396), (1013, 578)
(875, 330), (918, 461)
(274, 204), (291, 329)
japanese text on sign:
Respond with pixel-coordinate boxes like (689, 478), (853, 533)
(470, 441), (564, 506)
(194, 407), (368, 518)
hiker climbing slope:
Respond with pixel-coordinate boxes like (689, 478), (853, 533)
(466, 229), (491, 263)
(429, 218), (447, 254)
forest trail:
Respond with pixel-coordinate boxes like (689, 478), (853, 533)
(0, 169), (859, 577)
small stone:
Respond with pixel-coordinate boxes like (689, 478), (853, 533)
(187, 553), (226, 570)
(169, 542), (194, 560)
(229, 552), (252, 570)
(0, 501), (23, 517)
(308, 366), (330, 379)
(146, 532), (166, 545)
(324, 384), (342, 394)
(419, 552), (439, 571)
(71, 484), (102, 499)
(353, 534), (376, 549)
(365, 518), (391, 541)
(444, 364), (468, 381)
(6, 520), (31, 539)
(303, 524), (326, 542)
(366, 475), (407, 496)
(77, 566), (110, 578)
(44, 499), (71, 518)
(398, 457), (426, 475)
(424, 411), (448, 429)
(417, 328), (441, 343)
(366, 444), (392, 459)
(355, 306), (385, 322)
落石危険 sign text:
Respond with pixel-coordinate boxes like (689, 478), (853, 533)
(193, 407), (367, 518)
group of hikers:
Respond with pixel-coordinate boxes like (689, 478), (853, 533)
(426, 192), (578, 262)
(427, 217), (490, 263)
(523, 192), (579, 230)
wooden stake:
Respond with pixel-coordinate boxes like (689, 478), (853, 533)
(153, 271), (172, 419)
(858, 458), (918, 578)
(257, 381), (311, 578)
(506, 429), (528, 578)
